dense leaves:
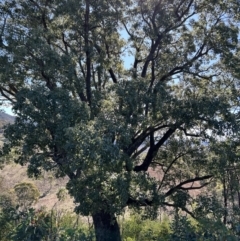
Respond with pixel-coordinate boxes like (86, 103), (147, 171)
(1, 0), (240, 240)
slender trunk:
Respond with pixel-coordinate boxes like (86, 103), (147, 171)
(92, 211), (122, 241)
(223, 176), (228, 225)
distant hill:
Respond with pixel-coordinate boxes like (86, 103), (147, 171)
(0, 112), (15, 142)
(0, 112), (15, 124)
(0, 112), (15, 130)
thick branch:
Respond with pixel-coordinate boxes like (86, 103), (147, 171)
(127, 198), (196, 219)
(8, 84), (18, 94)
(41, 71), (56, 90)
(109, 68), (117, 83)
(141, 35), (162, 77)
(133, 127), (176, 172)
(0, 88), (15, 103)
(131, 144), (149, 159)
(178, 182), (210, 191)
(125, 124), (170, 157)
(127, 196), (153, 207)
(164, 175), (213, 197)
(0, 86), (16, 97)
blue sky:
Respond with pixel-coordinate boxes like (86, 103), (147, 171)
(2, 105), (14, 115)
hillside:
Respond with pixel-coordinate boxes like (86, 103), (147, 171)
(0, 113), (75, 211)
(0, 112), (15, 125)
(0, 163), (74, 210)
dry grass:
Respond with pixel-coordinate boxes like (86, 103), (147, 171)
(0, 163), (75, 211)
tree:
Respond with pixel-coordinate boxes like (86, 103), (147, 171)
(14, 182), (40, 210)
(203, 139), (240, 234)
(1, 0), (240, 240)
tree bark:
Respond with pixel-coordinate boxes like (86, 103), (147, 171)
(92, 211), (122, 241)
(223, 176), (228, 225)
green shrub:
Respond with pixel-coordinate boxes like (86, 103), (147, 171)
(9, 207), (95, 241)
(122, 214), (171, 241)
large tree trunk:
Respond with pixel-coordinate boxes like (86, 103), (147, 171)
(92, 211), (122, 241)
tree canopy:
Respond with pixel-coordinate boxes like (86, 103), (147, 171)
(1, 0), (240, 240)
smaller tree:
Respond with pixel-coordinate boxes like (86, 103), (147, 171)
(56, 187), (68, 202)
(14, 182), (40, 210)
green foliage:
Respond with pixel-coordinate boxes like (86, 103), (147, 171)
(14, 182), (40, 210)
(122, 214), (171, 241)
(170, 215), (198, 241)
(57, 187), (68, 202)
(7, 207), (94, 241)
(0, 205), (240, 241)
(10, 208), (49, 241)
(1, 0), (240, 239)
